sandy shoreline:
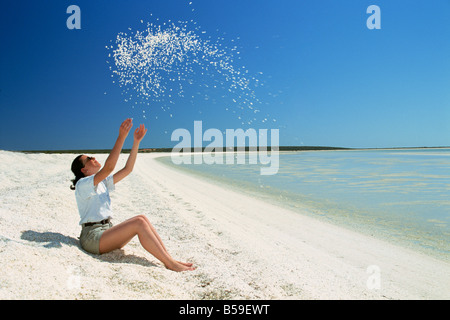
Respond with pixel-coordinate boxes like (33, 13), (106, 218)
(0, 150), (449, 299)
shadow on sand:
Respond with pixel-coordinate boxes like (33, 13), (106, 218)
(20, 230), (157, 268)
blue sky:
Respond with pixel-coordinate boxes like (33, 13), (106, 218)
(0, 0), (449, 150)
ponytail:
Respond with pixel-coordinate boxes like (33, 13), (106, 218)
(70, 155), (85, 190)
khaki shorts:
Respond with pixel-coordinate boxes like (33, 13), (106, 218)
(79, 221), (112, 254)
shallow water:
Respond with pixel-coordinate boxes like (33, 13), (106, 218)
(157, 149), (450, 261)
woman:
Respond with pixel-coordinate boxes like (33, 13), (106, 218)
(70, 118), (194, 272)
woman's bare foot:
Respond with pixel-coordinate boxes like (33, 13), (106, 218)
(165, 260), (195, 272)
(178, 261), (193, 267)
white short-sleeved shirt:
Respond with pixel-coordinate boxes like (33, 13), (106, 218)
(75, 175), (115, 225)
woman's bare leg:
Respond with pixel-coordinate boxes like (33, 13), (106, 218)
(99, 215), (194, 272)
(138, 215), (193, 267)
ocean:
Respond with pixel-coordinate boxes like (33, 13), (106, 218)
(157, 148), (450, 261)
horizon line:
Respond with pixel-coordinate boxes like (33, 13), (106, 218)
(4, 145), (450, 154)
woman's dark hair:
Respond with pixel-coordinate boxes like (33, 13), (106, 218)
(70, 155), (85, 190)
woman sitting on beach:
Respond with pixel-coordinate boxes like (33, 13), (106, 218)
(70, 118), (194, 272)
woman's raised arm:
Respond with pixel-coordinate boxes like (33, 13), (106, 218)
(94, 118), (133, 186)
(113, 123), (148, 184)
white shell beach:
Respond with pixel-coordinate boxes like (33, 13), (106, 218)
(0, 150), (449, 299)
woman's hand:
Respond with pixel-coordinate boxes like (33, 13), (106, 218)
(119, 118), (133, 139)
(134, 124), (148, 142)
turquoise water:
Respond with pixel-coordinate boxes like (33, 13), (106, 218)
(157, 149), (450, 261)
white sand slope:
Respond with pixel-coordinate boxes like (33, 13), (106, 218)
(0, 150), (448, 299)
